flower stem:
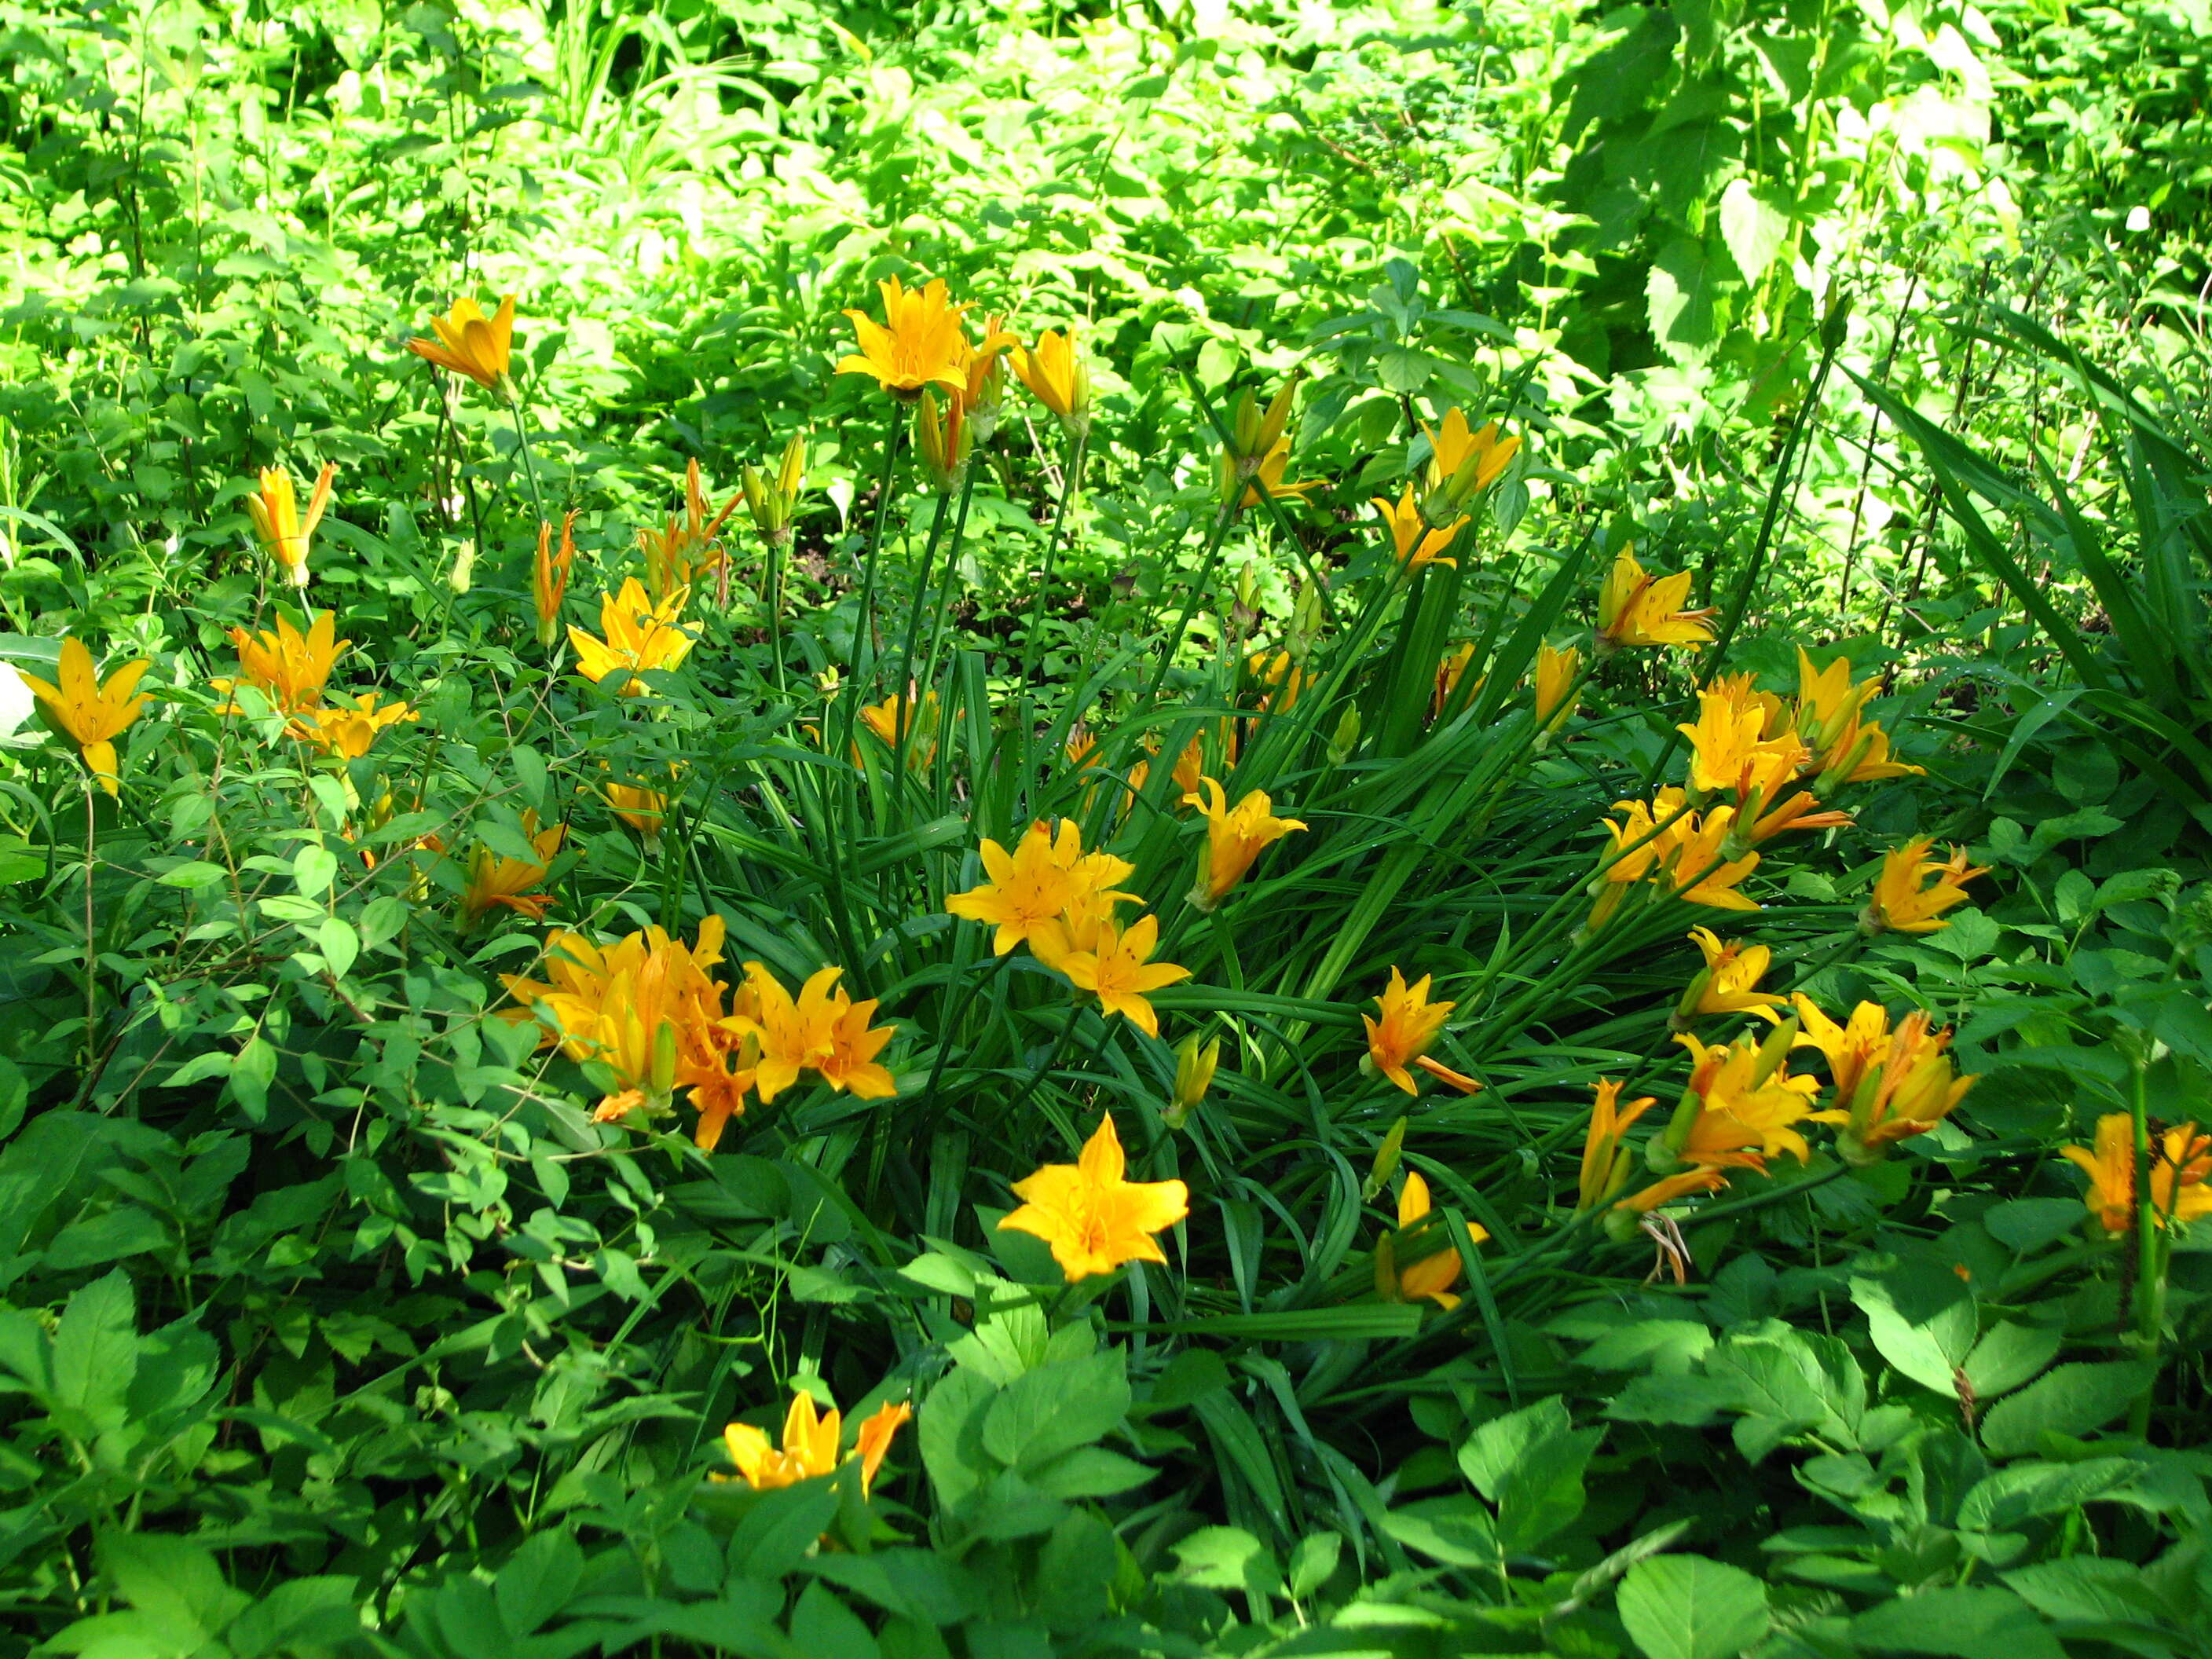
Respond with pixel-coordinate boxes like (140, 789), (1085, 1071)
(1141, 496), (1240, 710)
(80, 782), (97, 1065)
(504, 382), (550, 533)
(2128, 1052), (2165, 1440)
(1013, 424), (1089, 695)
(836, 402), (906, 768)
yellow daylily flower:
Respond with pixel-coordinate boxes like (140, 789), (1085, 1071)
(1375, 1169), (1481, 1309)
(738, 963), (899, 1104)
(1535, 642), (1582, 731)
(291, 691), (417, 760)
(1793, 996), (1976, 1163)
(638, 460), (742, 606)
(857, 687), (939, 769)
(1183, 775), (1306, 911)
(837, 275), (971, 401)
(716, 1390), (913, 1497)
(1578, 1079), (1659, 1210)
(1372, 485), (1463, 569)
(1010, 327), (1092, 438)
(406, 295), (516, 391)
(946, 819), (1135, 957)
(17, 637), (152, 796)
(1029, 913), (1191, 1038)
(1675, 927), (1786, 1025)
(998, 1114), (1190, 1282)
(1361, 967), (1481, 1096)
(1659, 1027), (1821, 1173)
(1220, 436), (1323, 512)
(1862, 837), (1987, 935)
(1594, 548), (1716, 654)
(2059, 1115), (2212, 1235)
(1419, 408), (1519, 516)
(218, 610), (347, 716)
(533, 512), (576, 650)
(569, 577), (697, 696)
(456, 812), (565, 925)
(245, 463), (337, 589)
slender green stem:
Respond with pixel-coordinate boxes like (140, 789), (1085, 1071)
(836, 401), (907, 767)
(917, 463), (982, 701)
(503, 381), (549, 533)
(2128, 1053), (2164, 1439)
(1141, 496), (1240, 710)
(1013, 423), (1090, 694)
(80, 782), (96, 1065)
(764, 531), (789, 696)
(890, 492), (955, 783)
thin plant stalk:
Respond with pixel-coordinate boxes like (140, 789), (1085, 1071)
(504, 383), (551, 533)
(80, 781), (96, 1064)
(1141, 496), (1240, 710)
(1013, 424), (1090, 695)
(835, 401), (907, 769)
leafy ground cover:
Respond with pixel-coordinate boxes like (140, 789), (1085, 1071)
(2, 0), (2211, 1654)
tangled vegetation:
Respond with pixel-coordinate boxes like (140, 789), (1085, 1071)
(2, 0), (2210, 1654)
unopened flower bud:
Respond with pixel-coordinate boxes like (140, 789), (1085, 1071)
(1328, 705), (1362, 765)
(1165, 1034), (1221, 1129)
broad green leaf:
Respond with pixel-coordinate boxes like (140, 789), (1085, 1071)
(1617, 1554), (1771, 1659)
(1457, 1395), (1573, 1501)
(1173, 1526), (1280, 1596)
(1647, 238), (1722, 364)
(1852, 1587), (2065, 1659)
(1979, 1361), (2152, 1458)
(53, 1269), (138, 1426)
(1961, 1322), (2061, 1400)
(980, 1351), (1129, 1469)
(1853, 1270), (1976, 1397)
(1957, 1457), (2136, 1533)
(1718, 178), (1791, 284)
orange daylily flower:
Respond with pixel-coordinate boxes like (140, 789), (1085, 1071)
(17, 637), (152, 796)
(1862, 837), (1987, 935)
(407, 295), (516, 390)
(1361, 968), (1481, 1095)
(837, 276), (970, 401)
(998, 1114), (1190, 1282)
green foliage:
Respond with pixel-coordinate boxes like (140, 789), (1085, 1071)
(1, 0), (2210, 1650)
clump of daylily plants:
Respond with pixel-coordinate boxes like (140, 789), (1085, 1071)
(19, 273), (2200, 1502)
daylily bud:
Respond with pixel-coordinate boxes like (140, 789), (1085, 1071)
(1363, 1115), (1408, 1202)
(743, 433), (807, 544)
(651, 1018), (680, 1100)
(1820, 291), (1853, 354)
(1670, 968), (1716, 1032)
(1165, 1034), (1221, 1129)
(1602, 1206), (1646, 1245)
(1328, 705), (1362, 765)
(1287, 584), (1326, 664)
(1752, 1014), (1800, 1086)
(914, 389), (971, 494)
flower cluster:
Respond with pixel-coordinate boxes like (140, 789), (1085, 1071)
(215, 609), (418, 763)
(1581, 980), (1979, 1232)
(504, 916), (897, 1151)
(947, 819), (1189, 1037)
(1587, 642), (1955, 935)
